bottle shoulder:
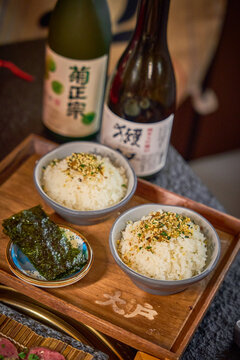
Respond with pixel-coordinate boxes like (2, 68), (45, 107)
(48, 0), (111, 60)
(107, 42), (176, 122)
(119, 40), (174, 76)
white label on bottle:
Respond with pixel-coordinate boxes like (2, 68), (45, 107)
(43, 46), (108, 137)
(100, 104), (174, 176)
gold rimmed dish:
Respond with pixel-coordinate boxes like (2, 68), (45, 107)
(5, 224), (93, 288)
(0, 285), (128, 360)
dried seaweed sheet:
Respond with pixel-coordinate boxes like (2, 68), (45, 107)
(2, 205), (87, 280)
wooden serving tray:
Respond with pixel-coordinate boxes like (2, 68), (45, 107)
(0, 134), (239, 360)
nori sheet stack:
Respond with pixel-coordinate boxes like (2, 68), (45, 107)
(2, 205), (87, 280)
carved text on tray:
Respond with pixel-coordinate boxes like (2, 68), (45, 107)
(95, 291), (158, 320)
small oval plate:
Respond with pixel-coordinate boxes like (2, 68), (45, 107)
(6, 225), (93, 288)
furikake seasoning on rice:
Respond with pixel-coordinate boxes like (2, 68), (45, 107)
(41, 152), (128, 211)
(117, 210), (207, 281)
(2, 205), (87, 280)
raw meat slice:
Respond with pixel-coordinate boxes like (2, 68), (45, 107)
(0, 337), (18, 359)
(27, 347), (65, 360)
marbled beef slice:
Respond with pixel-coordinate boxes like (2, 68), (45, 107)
(27, 347), (65, 360)
(0, 337), (18, 359)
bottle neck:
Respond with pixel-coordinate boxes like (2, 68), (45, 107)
(134, 0), (170, 44)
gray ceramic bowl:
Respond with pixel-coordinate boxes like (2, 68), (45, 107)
(34, 142), (137, 225)
(109, 204), (221, 295)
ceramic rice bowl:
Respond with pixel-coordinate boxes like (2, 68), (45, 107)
(109, 204), (221, 295)
(34, 142), (137, 225)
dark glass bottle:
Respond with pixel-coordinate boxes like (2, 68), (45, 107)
(43, 0), (111, 141)
(100, 0), (176, 177)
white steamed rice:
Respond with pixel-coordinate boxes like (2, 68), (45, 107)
(118, 210), (207, 280)
(42, 152), (128, 211)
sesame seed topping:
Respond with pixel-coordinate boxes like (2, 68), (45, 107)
(66, 152), (104, 178)
(122, 211), (194, 247)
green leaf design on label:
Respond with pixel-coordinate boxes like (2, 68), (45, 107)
(46, 56), (56, 72)
(51, 80), (64, 95)
(82, 112), (95, 125)
(45, 56), (56, 79)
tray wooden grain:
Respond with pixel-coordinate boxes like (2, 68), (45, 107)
(0, 134), (239, 360)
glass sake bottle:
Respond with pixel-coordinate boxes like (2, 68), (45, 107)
(43, 0), (111, 140)
(100, 0), (176, 177)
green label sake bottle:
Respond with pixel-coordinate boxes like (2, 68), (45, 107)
(43, 0), (112, 140)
